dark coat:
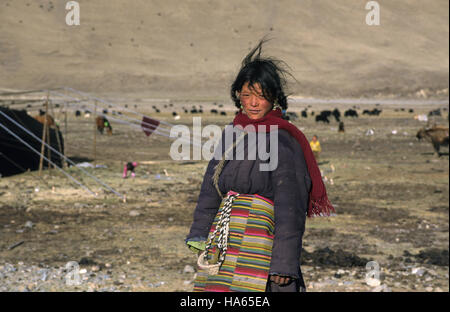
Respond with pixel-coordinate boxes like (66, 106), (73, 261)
(186, 128), (311, 279)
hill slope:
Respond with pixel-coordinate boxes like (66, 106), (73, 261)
(0, 0), (448, 99)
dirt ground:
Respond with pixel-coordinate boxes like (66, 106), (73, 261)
(0, 100), (448, 292)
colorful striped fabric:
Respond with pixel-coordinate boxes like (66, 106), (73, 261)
(193, 193), (275, 292)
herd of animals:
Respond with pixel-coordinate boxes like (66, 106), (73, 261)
(29, 104), (449, 157)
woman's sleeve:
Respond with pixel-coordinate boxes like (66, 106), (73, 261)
(269, 133), (310, 278)
(185, 158), (222, 244)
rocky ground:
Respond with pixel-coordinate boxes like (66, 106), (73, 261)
(0, 101), (448, 292)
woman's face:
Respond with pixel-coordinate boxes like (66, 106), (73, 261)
(239, 82), (272, 120)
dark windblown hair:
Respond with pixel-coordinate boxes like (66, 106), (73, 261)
(230, 38), (292, 110)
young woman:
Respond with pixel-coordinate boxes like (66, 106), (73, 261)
(186, 40), (335, 292)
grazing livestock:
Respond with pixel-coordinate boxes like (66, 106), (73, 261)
(332, 108), (341, 122)
(75, 110), (81, 117)
(315, 114), (330, 123)
(34, 114), (57, 128)
(320, 110), (332, 118)
(210, 109), (218, 114)
(416, 126), (449, 156)
(315, 110), (333, 123)
(428, 109), (441, 116)
(301, 110), (307, 118)
(344, 109), (358, 118)
(220, 111), (227, 116)
(96, 116), (112, 135)
(338, 121), (345, 133)
(363, 108), (382, 116)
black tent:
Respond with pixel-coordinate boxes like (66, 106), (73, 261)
(0, 107), (64, 177)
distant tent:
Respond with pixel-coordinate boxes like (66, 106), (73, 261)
(0, 107), (64, 177)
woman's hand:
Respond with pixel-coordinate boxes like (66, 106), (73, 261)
(270, 275), (291, 286)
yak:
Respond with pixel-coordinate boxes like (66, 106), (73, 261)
(315, 114), (330, 123)
(96, 116), (112, 135)
(34, 114), (57, 128)
(344, 109), (358, 118)
(416, 126), (449, 156)
(332, 108), (341, 122)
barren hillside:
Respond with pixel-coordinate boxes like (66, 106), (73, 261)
(0, 0), (448, 99)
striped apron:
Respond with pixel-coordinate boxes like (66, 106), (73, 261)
(193, 191), (275, 292)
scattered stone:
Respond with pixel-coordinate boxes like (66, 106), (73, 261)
(91, 265), (100, 272)
(427, 269), (437, 276)
(334, 269), (346, 278)
(372, 284), (392, 292)
(343, 281), (354, 286)
(129, 210), (140, 217)
(183, 265), (195, 274)
(411, 267), (426, 276)
(366, 278), (381, 287)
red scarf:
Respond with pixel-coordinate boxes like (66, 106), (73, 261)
(233, 108), (336, 217)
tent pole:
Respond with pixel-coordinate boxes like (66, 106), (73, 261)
(50, 98), (65, 169)
(46, 92), (52, 170)
(93, 100), (97, 165)
(38, 97), (48, 176)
